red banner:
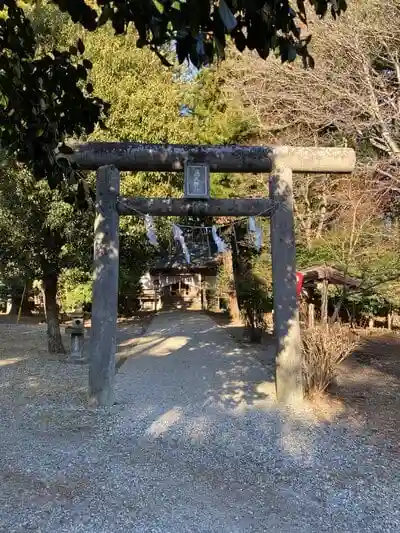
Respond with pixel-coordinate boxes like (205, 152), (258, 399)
(296, 272), (304, 298)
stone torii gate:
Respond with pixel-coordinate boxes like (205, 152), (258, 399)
(64, 142), (356, 407)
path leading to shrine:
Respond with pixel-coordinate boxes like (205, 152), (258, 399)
(0, 312), (398, 532)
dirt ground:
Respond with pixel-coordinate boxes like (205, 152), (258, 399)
(0, 313), (150, 406)
(1, 310), (398, 451)
(210, 312), (400, 451)
(331, 333), (400, 447)
(1, 311), (399, 532)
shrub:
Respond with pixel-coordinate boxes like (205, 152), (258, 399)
(59, 268), (92, 312)
(238, 276), (273, 343)
(205, 287), (219, 311)
(62, 282), (92, 312)
(302, 325), (359, 397)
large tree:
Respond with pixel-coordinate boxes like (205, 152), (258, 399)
(0, 0), (109, 351)
(0, 166), (94, 352)
(0, 0), (108, 186)
(0, 2), (256, 351)
(212, 0), (400, 314)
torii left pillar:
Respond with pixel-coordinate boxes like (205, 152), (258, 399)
(89, 165), (120, 407)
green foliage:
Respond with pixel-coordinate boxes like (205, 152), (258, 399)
(344, 291), (391, 318)
(296, 239), (341, 270)
(230, 221), (273, 340)
(118, 219), (154, 314)
(215, 263), (233, 296)
(73, 23), (255, 197)
(238, 275), (272, 341)
(59, 267), (92, 311)
(0, 3), (260, 320)
(184, 68), (258, 146)
(52, 0), (346, 68)
(0, 164), (94, 286)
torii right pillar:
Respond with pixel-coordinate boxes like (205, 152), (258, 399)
(269, 165), (302, 404)
(269, 147), (356, 404)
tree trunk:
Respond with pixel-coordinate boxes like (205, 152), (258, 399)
(330, 300), (342, 324)
(222, 249), (241, 321)
(6, 284), (25, 315)
(19, 280), (33, 316)
(230, 224), (249, 311)
(42, 272), (65, 354)
(321, 280), (329, 326)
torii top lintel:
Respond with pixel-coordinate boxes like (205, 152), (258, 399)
(63, 142), (356, 174)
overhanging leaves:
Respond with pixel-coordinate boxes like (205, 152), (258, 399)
(0, 0), (108, 187)
(49, 0), (348, 67)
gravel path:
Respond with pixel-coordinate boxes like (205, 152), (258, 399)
(0, 312), (399, 532)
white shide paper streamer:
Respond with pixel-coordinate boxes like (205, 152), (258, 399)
(212, 225), (227, 253)
(172, 224), (191, 264)
(248, 217), (263, 250)
(144, 215), (159, 247)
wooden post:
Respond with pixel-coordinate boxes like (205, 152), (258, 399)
(308, 302), (315, 329)
(387, 311), (393, 331)
(89, 165), (120, 407)
(321, 279), (329, 325)
(269, 167), (303, 404)
(199, 273), (204, 310)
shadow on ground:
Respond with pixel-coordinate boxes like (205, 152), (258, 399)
(327, 333), (400, 448)
(351, 334), (400, 379)
(116, 311), (275, 411)
(0, 312), (399, 532)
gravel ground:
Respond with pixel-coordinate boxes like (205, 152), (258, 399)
(0, 312), (399, 532)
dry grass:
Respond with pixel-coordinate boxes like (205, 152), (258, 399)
(302, 325), (359, 397)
